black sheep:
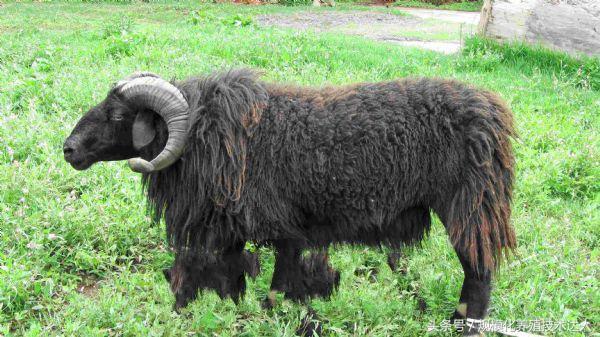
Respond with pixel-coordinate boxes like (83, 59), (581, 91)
(64, 69), (516, 336)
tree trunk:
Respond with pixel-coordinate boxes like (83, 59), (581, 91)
(479, 0), (600, 57)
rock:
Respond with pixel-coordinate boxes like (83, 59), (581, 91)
(479, 0), (600, 56)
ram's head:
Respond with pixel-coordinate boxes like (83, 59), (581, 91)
(63, 73), (189, 173)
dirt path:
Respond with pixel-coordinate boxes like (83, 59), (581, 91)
(257, 8), (481, 54)
(395, 7), (480, 25)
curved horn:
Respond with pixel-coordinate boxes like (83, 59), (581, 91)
(118, 75), (189, 173)
(116, 71), (160, 88)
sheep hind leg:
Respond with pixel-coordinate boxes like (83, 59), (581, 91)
(262, 239), (298, 309)
(264, 240), (339, 308)
(434, 201), (490, 336)
(451, 249), (491, 337)
(289, 249), (340, 301)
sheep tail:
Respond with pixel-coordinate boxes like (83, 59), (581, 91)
(447, 91), (517, 273)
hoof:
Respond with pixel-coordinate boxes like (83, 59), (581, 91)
(261, 291), (277, 310)
(284, 253), (340, 302)
(450, 304), (485, 336)
(463, 318), (484, 337)
(450, 302), (467, 322)
(295, 308), (323, 337)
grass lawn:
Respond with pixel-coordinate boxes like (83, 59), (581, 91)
(0, 1), (598, 336)
(393, 0), (483, 12)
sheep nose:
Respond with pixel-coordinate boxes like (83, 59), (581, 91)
(63, 145), (74, 158)
(63, 138), (77, 159)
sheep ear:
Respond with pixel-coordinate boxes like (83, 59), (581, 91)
(132, 111), (156, 150)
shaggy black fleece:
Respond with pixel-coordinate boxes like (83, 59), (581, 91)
(64, 68), (517, 334)
(163, 245), (260, 310)
(140, 69), (516, 274)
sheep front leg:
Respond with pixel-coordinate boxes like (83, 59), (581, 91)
(164, 242), (260, 311)
(264, 240), (340, 309)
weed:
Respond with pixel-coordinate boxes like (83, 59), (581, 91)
(0, 2), (597, 336)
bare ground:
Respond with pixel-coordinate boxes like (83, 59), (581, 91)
(257, 8), (481, 54)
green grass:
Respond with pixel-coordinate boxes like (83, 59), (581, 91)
(0, 2), (598, 337)
(462, 36), (600, 91)
(393, 0), (483, 12)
